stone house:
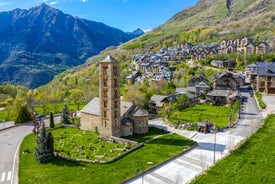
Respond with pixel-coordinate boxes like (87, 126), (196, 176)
(188, 75), (209, 87)
(254, 62), (275, 94)
(214, 71), (245, 90)
(206, 90), (241, 105)
(256, 42), (270, 54)
(80, 55), (149, 137)
(245, 43), (256, 54)
(149, 92), (196, 113)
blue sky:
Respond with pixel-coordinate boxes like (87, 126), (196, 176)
(0, 0), (198, 32)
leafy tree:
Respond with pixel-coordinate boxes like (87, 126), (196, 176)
(69, 89), (84, 110)
(14, 105), (32, 124)
(174, 94), (190, 110)
(50, 112), (55, 128)
(61, 104), (70, 124)
(34, 122), (54, 163)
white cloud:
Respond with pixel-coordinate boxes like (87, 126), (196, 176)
(82, 0), (88, 2)
(50, 1), (58, 5)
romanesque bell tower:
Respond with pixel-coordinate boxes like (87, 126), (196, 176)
(99, 55), (121, 137)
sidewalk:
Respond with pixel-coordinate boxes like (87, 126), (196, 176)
(128, 118), (244, 184)
(127, 92), (263, 184)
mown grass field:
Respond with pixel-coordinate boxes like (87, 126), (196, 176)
(192, 114), (275, 184)
(170, 103), (239, 128)
(19, 127), (195, 184)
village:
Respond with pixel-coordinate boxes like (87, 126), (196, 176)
(126, 36), (271, 86)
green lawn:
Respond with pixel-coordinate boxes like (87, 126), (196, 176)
(192, 115), (275, 184)
(170, 103), (239, 128)
(122, 127), (169, 143)
(52, 128), (135, 162)
(19, 128), (196, 184)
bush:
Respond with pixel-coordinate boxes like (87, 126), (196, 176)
(14, 105), (32, 124)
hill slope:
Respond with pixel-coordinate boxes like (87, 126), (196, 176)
(0, 4), (143, 88)
(37, 0), (275, 99)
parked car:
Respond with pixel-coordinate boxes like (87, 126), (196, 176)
(35, 114), (46, 119)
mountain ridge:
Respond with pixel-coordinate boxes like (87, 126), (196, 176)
(0, 3), (143, 88)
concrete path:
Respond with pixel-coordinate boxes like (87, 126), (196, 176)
(127, 89), (267, 184)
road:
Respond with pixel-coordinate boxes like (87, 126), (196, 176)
(0, 88), (271, 184)
(0, 116), (60, 184)
(127, 86), (264, 184)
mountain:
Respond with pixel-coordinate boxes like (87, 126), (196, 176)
(0, 3), (141, 88)
(126, 28), (145, 38)
(10, 0), (274, 96)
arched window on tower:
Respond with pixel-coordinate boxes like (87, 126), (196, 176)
(103, 111), (107, 118)
(114, 78), (118, 87)
(103, 89), (108, 98)
(114, 89), (118, 98)
(103, 100), (108, 108)
(103, 66), (108, 75)
(114, 100), (118, 108)
(113, 66), (117, 75)
(103, 78), (108, 87)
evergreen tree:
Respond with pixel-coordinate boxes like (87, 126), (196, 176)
(50, 112), (55, 128)
(34, 122), (54, 163)
(60, 104), (70, 124)
(14, 105), (32, 124)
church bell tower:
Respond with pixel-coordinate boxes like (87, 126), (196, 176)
(99, 55), (121, 137)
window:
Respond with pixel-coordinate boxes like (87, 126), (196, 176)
(103, 90), (108, 98)
(113, 66), (117, 75)
(114, 101), (118, 108)
(114, 78), (118, 87)
(114, 90), (118, 98)
(103, 101), (107, 108)
(104, 121), (107, 127)
(114, 111), (117, 118)
(103, 66), (108, 75)
(103, 78), (108, 87)
(103, 111), (107, 118)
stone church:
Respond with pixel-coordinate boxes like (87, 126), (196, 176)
(80, 55), (149, 137)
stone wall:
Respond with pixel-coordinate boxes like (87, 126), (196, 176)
(132, 116), (149, 134)
(80, 112), (101, 132)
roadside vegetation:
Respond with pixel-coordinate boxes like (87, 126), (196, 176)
(255, 92), (266, 109)
(19, 126), (195, 184)
(192, 114), (275, 184)
(160, 100), (240, 128)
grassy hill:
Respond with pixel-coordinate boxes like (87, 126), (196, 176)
(41, 0), (274, 94)
(0, 0), (274, 118)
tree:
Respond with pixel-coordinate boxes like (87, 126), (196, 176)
(69, 89), (83, 110)
(60, 104), (70, 124)
(34, 122), (54, 163)
(14, 104), (32, 124)
(50, 112), (55, 128)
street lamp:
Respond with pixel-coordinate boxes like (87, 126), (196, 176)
(135, 160), (144, 184)
(213, 124), (218, 164)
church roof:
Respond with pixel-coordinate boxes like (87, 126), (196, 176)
(102, 55), (119, 63)
(80, 97), (135, 117)
(81, 97), (100, 115)
(131, 106), (149, 117)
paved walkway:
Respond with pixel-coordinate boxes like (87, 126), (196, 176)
(127, 92), (268, 184)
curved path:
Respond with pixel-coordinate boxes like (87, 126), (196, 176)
(0, 124), (33, 184)
(127, 86), (264, 184)
(0, 90), (271, 184)
(0, 117), (60, 184)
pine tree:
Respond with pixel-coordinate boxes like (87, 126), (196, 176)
(14, 105), (32, 124)
(60, 104), (70, 124)
(50, 112), (55, 128)
(34, 122), (54, 163)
